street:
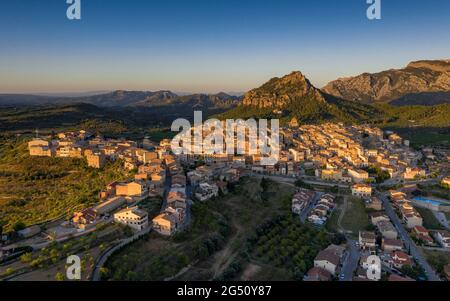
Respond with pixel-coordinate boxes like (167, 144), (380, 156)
(340, 239), (360, 281)
(378, 192), (441, 281)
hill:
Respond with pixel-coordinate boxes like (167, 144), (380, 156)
(221, 71), (382, 124)
(322, 59), (450, 105)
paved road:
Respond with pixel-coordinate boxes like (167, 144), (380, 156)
(340, 239), (360, 281)
(300, 192), (322, 223)
(378, 192), (441, 281)
(251, 173), (350, 189)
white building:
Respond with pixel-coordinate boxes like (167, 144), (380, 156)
(351, 184), (372, 198)
(113, 207), (148, 231)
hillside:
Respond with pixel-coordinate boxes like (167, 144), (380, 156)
(221, 71), (382, 124)
(322, 59), (450, 104)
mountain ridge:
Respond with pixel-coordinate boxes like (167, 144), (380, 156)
(322, 59), (450, 105)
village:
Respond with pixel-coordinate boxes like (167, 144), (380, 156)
(1, 122), (449, 281)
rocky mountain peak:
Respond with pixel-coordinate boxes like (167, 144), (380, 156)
(242, 71), (325, 109)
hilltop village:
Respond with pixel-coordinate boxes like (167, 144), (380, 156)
(1, 122), (449, 281)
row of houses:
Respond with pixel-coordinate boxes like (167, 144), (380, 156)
(152, 155), (188, 236)
(291, 189), (315, 215)
(307, 194), (336, 226)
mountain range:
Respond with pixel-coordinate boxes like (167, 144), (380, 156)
(0, 59), (449, 137)
(0, 90), (242, 109)
(322, 60), (450, 105)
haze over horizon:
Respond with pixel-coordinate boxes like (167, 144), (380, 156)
(1, 0), (449, 94)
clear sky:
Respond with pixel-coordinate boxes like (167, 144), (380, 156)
(0, 0), (449, 94)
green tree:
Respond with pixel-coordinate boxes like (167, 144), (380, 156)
(13, 221), (26, 232)
(55, 272), (65, 281)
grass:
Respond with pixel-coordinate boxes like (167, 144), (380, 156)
(103, 177), (297, 281)
(340, 197), (370, 236)
(325, 196), (344, 233)
(422, 249), (450, 277)
(414, 207), (445, 230)
(0, 137), (131, 232)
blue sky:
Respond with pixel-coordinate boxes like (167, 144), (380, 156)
(0, 0), (449, 93)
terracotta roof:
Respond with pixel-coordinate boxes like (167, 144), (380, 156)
(306, 267), (332, 281)
(315, 250), (340, 266)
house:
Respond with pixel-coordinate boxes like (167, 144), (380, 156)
(359, 231), (377, 250)
(87, 151), (106, 168)
(28, 139), (54, 157)
(403, 167), (426, 180)
(382, 238), (404, 252)
(402, 208), (423, 229)
(195, 182), (219, 202)
(313, 249), (340, 275)
(324, 244), (346, 259)
(114, 207), (148, 231)
(434, 230), (450, 248)
(351, 184), (372, 198)
(390, 250), (413, 269)
(116, 181), (147, 197)
(376, 220), (398, 239)
(412, 226), (434, 245)
(347, 168), (369, 183)
(72, 208), (98, 229)
(370, 212), (390, 225)
(321, 169), (343, 182)
(305, 267), (332, 281)
(313, 205), (330, 217)
(308, 214), (326, 226)
(152, 212), (179, 236)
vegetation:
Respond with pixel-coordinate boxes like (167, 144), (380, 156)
(339, 197), (370, 236)
(423, 249), (450, 278)
(104, 177), (298, 281)
(413, 207), (445, 230)
(366, 165), (391, 183)
(0, 137), (131, 232)
(247, 215), (331, 280)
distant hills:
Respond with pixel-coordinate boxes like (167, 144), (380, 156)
(1, 59), (449, 139)
(0, 90), (242, 109)
(322, 60), (450, 105)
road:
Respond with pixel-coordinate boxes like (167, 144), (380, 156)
(378, 192), (441, 281)
(91, 227), (151, 281)
(250, 172), (350, 189)
(299, 192), (322, 223)
(340, 239), (360, 281)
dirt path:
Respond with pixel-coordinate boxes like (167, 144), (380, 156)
(210, 220), (244, 279)
(337, 196), (348, 233)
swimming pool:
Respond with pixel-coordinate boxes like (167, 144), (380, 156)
(412, 197), (447, 206)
